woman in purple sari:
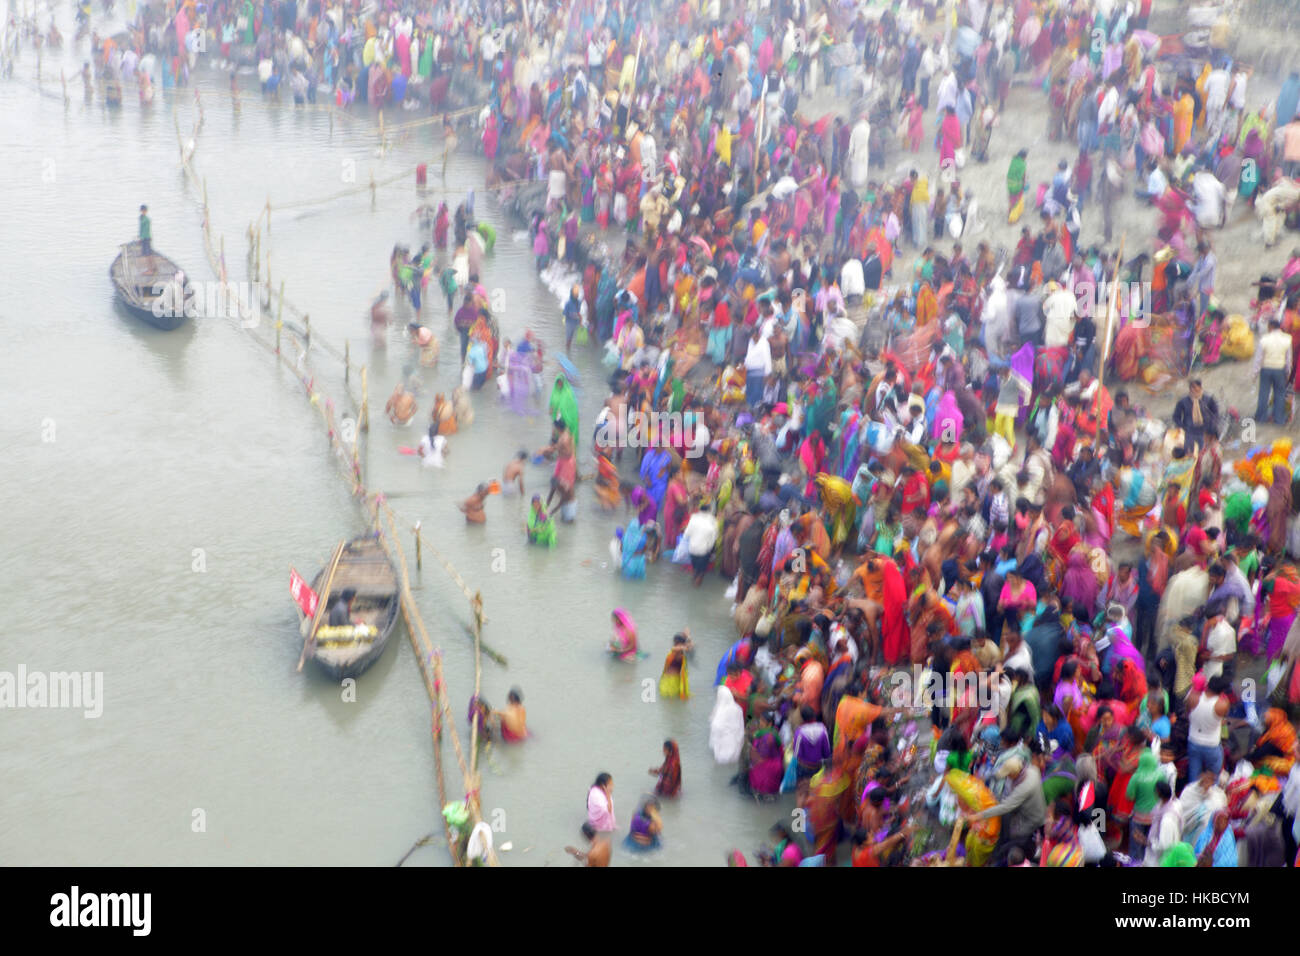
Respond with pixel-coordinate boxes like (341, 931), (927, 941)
(506, 342), (535, 414)
(746, 711), (785, 796)
(1009, 343), (1036, 427)
(628, 485), (658, 526)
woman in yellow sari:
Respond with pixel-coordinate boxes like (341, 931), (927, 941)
(659, 632), (693, 699)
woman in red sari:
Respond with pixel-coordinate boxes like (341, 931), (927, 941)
(651, 740), (682, 798)
(880, 557), (910, 666)
(662, 468), (690, 552)
(1107, 725), (1146, 848)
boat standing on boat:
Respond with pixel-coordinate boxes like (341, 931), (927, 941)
(293, 535), (401, 680)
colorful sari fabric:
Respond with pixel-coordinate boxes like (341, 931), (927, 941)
(655, 741), (682, 797)
(610, 608), (640, 661)
(619, 519), (647, 580)
(527, 500), (556, 547)
(659, 647), (691, 699)
(806, 765), (853, 862)
(748, 728), (785, 795)
(1268, 566), (1300, 661)
(548, 375), (579, 437)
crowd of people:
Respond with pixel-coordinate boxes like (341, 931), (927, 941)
(39, 0), (1300, 867)
(465, 0), (1300, 867)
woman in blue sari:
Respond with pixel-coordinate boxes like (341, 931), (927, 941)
(640, 447), (671, 513)
(620, 518), (647, 580)
(1193, 810), (1237, 867)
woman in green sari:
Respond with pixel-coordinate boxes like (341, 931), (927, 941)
(548, 375), (579, 442)
(527, 495), (556, 547)
(417, 30), (433, 80)
(1006, 148), (1028, 223)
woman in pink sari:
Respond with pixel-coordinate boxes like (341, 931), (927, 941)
(906, 97), (925, 152)
(1061, 547), (1100, 620)
(609, 609), (641, 662)
(938, 106), (963, 170)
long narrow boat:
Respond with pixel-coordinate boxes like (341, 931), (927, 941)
(109, 239), (189, 330)
(301, 535), (401, 680)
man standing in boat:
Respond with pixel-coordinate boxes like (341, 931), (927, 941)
(138, 204), (152, 256)
(326, 588), (356, 627)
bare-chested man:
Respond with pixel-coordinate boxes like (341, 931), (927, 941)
(458, 483), (490, 524)
(503, 450), (528, 495)
(566, 823), (611, 867)
(385, 384), (416, 425)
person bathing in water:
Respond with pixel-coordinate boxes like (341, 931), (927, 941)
(491, 688), (527, 742)
(386, 383), (417, 425)
(458, 483), (491, 523)
(565, 823), (611, 867)
(503, 450), (528, 495)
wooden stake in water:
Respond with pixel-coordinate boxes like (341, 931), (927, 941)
(61, 69), (68, 110)
(370, 172), (377, 210)
(344, 340), (350, 383)
(361, 367), (369, 432)
(414, 521), (422, 572)
(304, 314), (311, 353)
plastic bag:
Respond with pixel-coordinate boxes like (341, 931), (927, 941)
(574, 321), (589, 346)
(461, 363), (474, 389)
(724, 575), (739, 601)
(671, 533), (691, 564)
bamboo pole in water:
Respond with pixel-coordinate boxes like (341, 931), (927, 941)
(360, 367), (369, 432)
(469, 592), (484, 778)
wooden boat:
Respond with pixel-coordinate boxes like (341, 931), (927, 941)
(300, 534), (401, 680)
(109, 240), (190, 330)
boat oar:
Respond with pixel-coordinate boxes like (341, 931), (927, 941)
(298, 540), (346, 672)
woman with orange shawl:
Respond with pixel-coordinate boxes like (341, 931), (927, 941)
(1173, 91), (1195, 154)
(805, 761), (855, 863)
(908, 586), (957, 664)
(832, 692), (884, 763)
(1248, 709), (1297, 778)
(792, 649), (827, 720)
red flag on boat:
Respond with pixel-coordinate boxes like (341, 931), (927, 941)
(289, 568), (318, 619)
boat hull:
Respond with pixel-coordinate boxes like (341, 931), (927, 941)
(306, 535), (401, 681)
(110, 240), (190, 331)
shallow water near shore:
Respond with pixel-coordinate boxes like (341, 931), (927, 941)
(0, 35), (797, 865)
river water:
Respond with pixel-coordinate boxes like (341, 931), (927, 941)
(1, 21), (791, 866)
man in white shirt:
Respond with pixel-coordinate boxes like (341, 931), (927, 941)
(744, 325), (772, 409)
(1097, 84), (1119, 130)
(840, 257), (865, 300)
(683, 503), (719, 585)
(935, 68), (959, 116)
(1255, 319), (1293, 425)
(1136, 161), (1167, 202)
(918, 40), (940, 108)
(1042, 282), (1077, 348)
(1202, 610), (1236, 681)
